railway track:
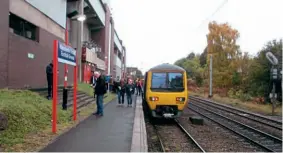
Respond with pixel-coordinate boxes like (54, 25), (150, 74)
(188, 102), (282, 152)
(190, 96), (282, 131)
(190, 96), (282, 139)
(151, 119), (205, 152)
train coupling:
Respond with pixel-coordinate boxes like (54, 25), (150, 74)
(163, 113), (174, 118)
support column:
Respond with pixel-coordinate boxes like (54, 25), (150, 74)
(0, 0), (9, 88)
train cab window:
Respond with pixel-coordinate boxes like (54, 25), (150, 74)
(151, 72), (184, 92)
(151, 73), (167, 88)
(168, 73), (183, 88)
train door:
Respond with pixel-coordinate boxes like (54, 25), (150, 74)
(143, 72), (148, 100)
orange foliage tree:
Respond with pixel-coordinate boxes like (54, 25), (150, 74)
(206, 21), (241, 88)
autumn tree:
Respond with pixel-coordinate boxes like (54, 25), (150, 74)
(206, 21), (241, 88)
(200, 47), (208, 67)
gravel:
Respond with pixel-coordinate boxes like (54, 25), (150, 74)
(144, 113), (201, 152)
(155, 123), (201, 152)
(178, 107), (264, 152)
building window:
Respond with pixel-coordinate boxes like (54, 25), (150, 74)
(9, 13), (39, 42)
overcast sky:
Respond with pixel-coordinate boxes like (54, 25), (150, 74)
(109, 0), (283, 73)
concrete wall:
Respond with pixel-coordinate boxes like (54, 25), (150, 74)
(25, 0), (67, 28)
(114, 32), (122, 52)
(91, 29), (106, 60)
(69, 21), (90, 48)
(103, 4), (111, 75)
(10, 0), (65, 40)
(110, 18), (115, 77)
(89, 0), (106, 26)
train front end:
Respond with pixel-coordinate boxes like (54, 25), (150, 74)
(145, 70), (188, 118)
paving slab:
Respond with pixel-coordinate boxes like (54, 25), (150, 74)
(130, 96), (148, 152)
(41, 96), (137, 152)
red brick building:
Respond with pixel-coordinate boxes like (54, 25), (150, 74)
(0, 0), (126, 89)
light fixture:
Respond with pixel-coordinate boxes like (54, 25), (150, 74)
(77, 15), (86, 22)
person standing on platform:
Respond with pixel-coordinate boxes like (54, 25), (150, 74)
(46, 62), (53, 100)
(93, 71), (106, 117)
(116, 79), (126, 106)
(137, 79), (142, 96)
(125, 79), (134, 107)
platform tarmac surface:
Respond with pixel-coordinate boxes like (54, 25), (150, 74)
(41, 95), (137, 152)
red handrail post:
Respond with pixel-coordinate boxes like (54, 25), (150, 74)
(64, 21), (68, 88)
(52, 40), (58, 134)
(73, 52), (78, 121)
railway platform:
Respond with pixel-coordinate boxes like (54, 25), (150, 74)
(40, 95), (148, 152)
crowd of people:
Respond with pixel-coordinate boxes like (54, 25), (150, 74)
(46, 61), (143, 118)
(89, 70), (144, 117)
(113, 77), (143, 107)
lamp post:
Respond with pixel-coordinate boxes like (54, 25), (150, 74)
(77, 0), (84, 82)
(208, 54), (213, 98)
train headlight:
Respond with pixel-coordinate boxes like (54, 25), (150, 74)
(176, 97), (185, 102)
(150, 97), (159, 101)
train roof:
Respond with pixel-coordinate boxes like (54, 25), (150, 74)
(148, 63), (185, 72)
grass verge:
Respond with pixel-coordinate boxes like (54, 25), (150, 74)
(0, 89), (116, 152)
(190, 92), (282, 116)
(78, 83), (93, 96)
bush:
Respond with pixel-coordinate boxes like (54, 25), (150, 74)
(0, 89), (72, 146)
(228, 89), (235, 98)
(235, 89), (243, 99)
(239, 93), (252, 101)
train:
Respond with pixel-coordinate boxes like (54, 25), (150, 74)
(142, 63), (188, 118)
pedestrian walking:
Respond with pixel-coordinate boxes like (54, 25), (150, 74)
(126, 79), (134, 107)
(92, 71), (107, 117)
(46, 62), (53, 100)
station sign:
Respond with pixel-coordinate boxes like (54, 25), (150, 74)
(58, 41), (76, 66)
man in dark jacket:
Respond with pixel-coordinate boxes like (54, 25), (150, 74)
(46, 62), (53, 100)
(93, 71), (106, 116)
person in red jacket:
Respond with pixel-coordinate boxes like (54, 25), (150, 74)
(137, 79), (142, 96)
